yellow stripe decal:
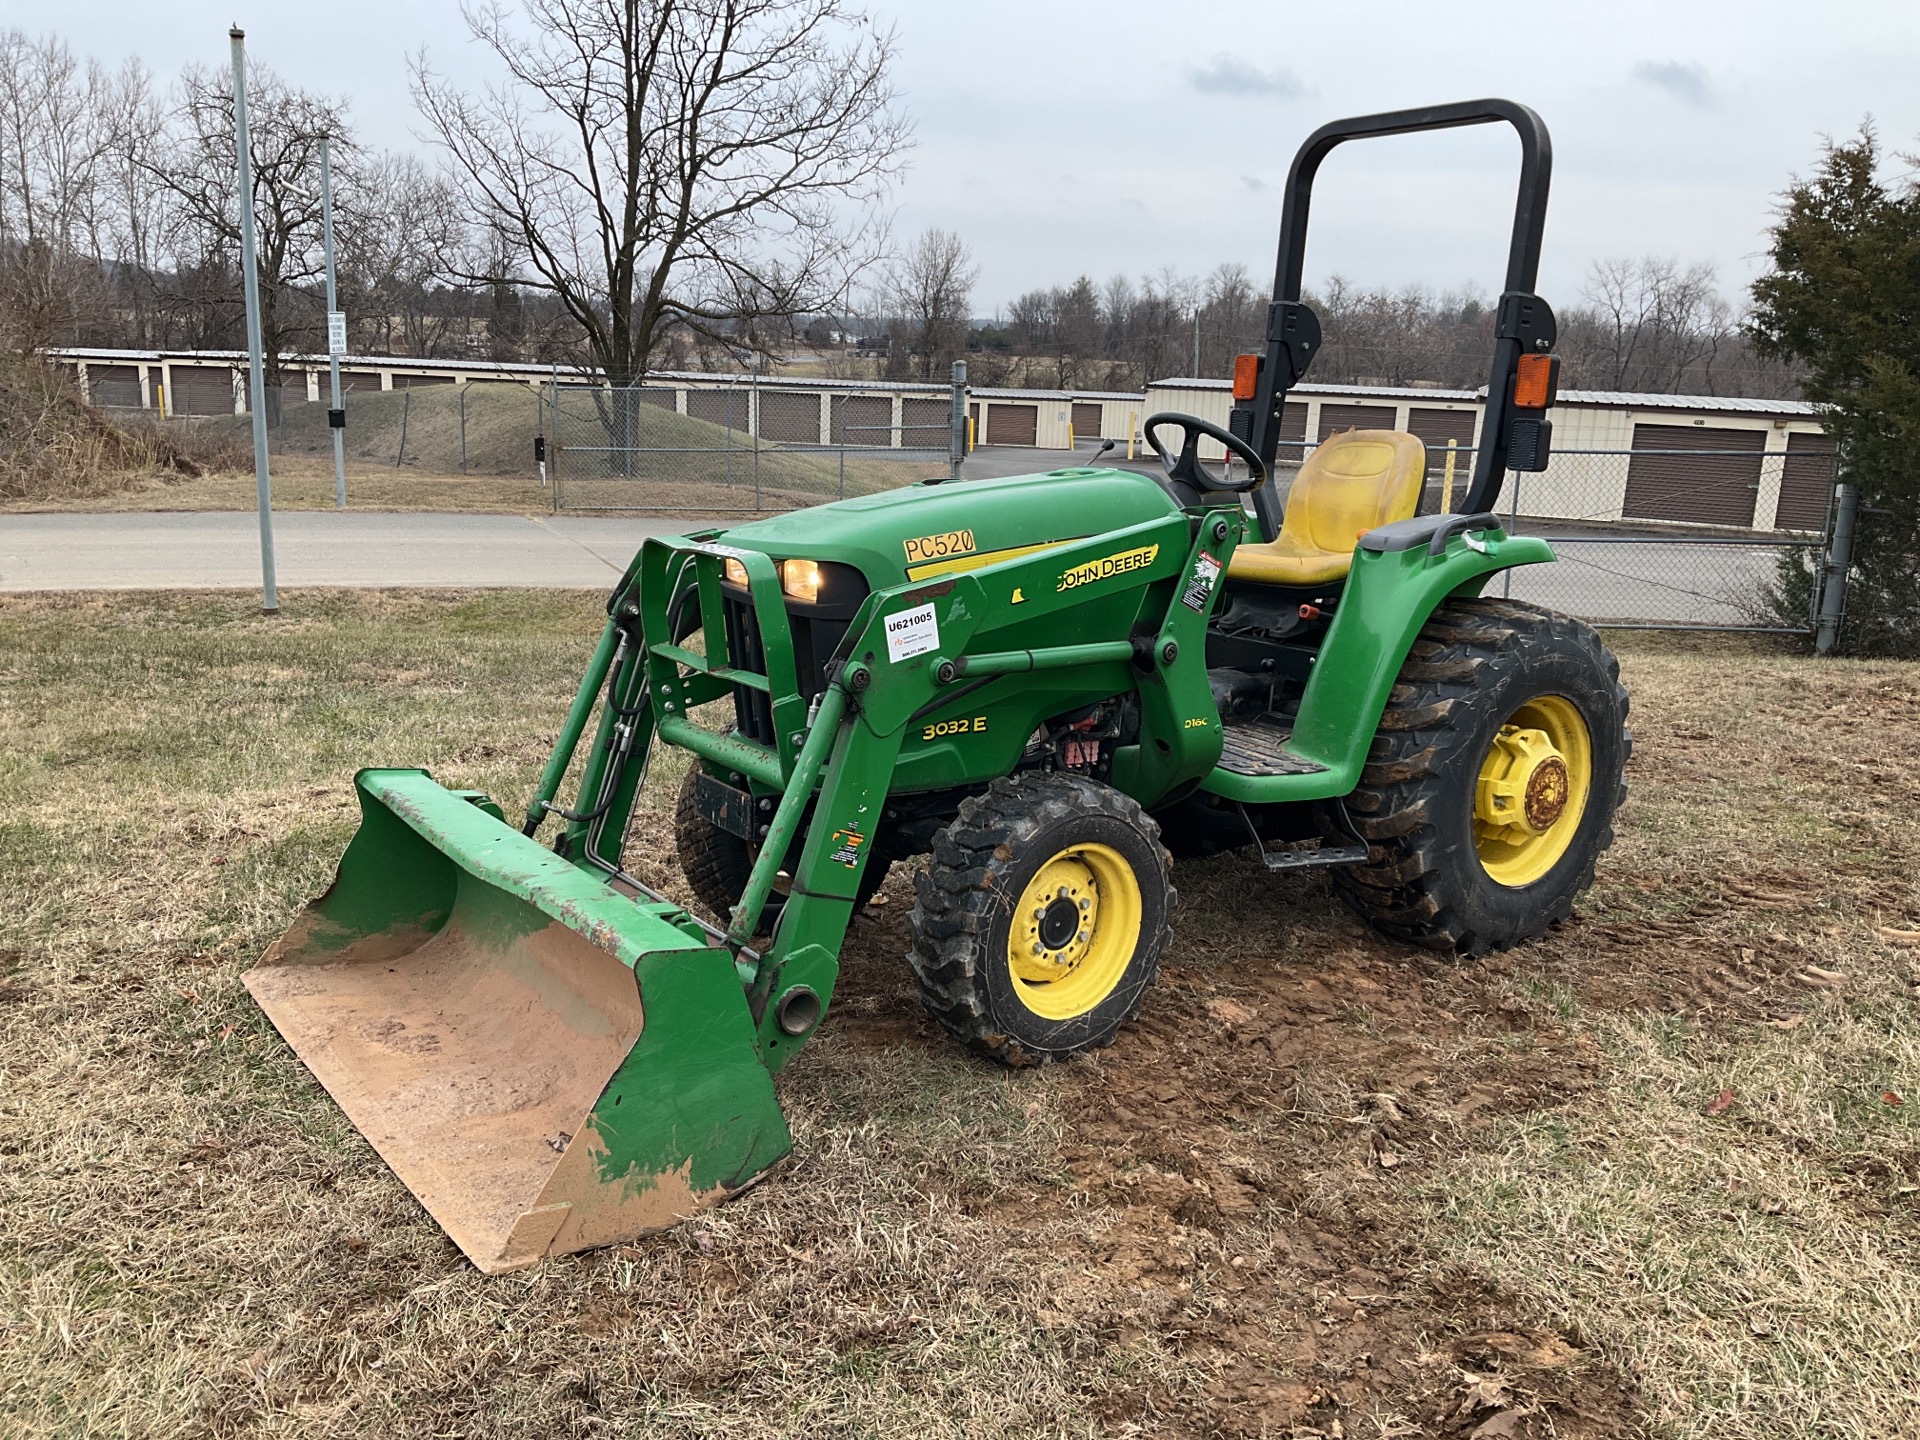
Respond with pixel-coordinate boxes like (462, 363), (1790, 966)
(905, 538), (1083, 581)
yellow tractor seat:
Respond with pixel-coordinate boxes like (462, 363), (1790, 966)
(1228, 429), (1428, 587)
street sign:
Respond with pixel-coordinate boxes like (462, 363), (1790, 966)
(327, 311), (347, 356)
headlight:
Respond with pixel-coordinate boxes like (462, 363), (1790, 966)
(780, 558), (821, 603)
(723, 558), (749, 587)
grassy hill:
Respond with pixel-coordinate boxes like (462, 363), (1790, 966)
(262, 381), (939, 505)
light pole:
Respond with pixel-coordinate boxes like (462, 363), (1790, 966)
(231, 26), (278, 614)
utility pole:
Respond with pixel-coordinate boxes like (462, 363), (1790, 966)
(1192, 313), (1200, 375)
(231, 26), (278, 614)
(321, 133), (346, 507)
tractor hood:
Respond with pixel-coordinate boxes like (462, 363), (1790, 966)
(710, 466), (1183, 589)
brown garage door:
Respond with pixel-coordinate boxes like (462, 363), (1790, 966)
(168, 368), (235, 415)
(902, 396), (949, 448)
(1071, 402), (1103, 439)
(85, 364), (142, 408)
(394, 373), (455, 388)
(1623, 424), (1763, 527)
(757, 391), (821, 443)
(832, 394), (892, 446)
(686, 387), (750, 430)
(1316, 403), (1396, 440)
(985, 402), (1038, 446)
(1772, 431), (1835, 533)
(1407, 406), (1476, 453)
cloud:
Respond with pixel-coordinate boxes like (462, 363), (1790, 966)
(1633, 60), (1712, 108)
(1186, 55), (1308, 100)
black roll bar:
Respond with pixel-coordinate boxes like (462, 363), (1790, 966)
(1245, 98), (1556, 539)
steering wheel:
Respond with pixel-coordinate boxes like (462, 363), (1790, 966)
(1142, 412), (1268, 496)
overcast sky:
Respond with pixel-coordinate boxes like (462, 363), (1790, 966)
(19, 0), (1920, 313)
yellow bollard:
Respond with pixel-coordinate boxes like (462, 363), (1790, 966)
(1441, 439), (1457, 512)
(1126, 409), (1138, 460)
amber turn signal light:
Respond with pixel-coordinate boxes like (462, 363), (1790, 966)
(1513, 353), (1560, 411)
(1231, 353), (1260, 401)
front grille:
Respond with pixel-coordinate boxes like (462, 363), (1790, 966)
(722, 594), (778, 746)
(720, 594), (855, 749)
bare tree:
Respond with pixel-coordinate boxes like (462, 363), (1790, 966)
(883, 227), (975, 380)
(414, 0), (910, 387)
(340, 153), (468, 355)
(0, 30), (113, 353)
(140, 61), (350, 403)
(1572, 256), (1731, 392)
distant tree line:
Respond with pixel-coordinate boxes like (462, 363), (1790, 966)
(4, 14), (1797, 406)
(858, 239), (1800, 397)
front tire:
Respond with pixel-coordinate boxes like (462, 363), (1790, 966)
(674, 768), (889, 927)
(909, 773), (1174, 1065)
(1334, 598), (1630, 956)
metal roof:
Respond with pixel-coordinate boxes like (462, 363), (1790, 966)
(1147, 374), (1816, 415)
(970, 386), (1143, 401)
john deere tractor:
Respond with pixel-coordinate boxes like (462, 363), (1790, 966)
(248, 99), (1628, 1272)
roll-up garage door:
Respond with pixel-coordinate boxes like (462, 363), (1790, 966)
(84, 364), (142, 408)
(902, 397), (949, 449)
(758, 391), (822, 443)
(985, 402), (1038, 446)
(1622, 424), (1763, 527)
(1070, 402), (1103, 438)
(169, 368), (236, 415)
(1316, 403), (1396, 440)
(686, 387), (748, 430)
(1772, 432), (1836, 533)
(832, 394), (892, 445)
(1406, 406), (1476, 456)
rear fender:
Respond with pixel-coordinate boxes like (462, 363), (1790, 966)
(1201, 532), (1554, 803)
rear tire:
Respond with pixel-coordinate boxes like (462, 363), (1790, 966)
(1333, 598), (1630, 956)
(909, 772), (1173, 1065)
(674, 768), (889, 926)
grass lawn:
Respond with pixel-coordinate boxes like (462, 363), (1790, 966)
(1, 595), (1916, 1438)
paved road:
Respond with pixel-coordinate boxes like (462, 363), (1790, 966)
(0, 507), (1800, 629)
(0, 511), (694, 591)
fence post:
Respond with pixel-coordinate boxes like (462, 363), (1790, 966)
(459, 385), (468, 473)
(949, 360), (967, 480)
(1815, 481), (1859, 655)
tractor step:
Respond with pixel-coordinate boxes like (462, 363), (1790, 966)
(1217, 720), (1327, 777)
(1251, 836), (1371, 871)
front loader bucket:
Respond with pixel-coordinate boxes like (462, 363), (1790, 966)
(244, 769), (791, 1273)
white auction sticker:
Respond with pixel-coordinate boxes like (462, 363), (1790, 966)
(884, 603), (940, 662)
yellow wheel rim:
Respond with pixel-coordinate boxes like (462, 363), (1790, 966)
(1005, 842), (1142, 1021)
(1473, 694), (1593, 888)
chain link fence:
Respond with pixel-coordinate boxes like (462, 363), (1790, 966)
(545, 380), (958, 513)
(1255, 438), (1832, 633)
(82, 363), (1836, 633)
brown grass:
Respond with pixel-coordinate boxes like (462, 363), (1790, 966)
(0, 354), (246, 501)
(1, 597), (1916, 1438)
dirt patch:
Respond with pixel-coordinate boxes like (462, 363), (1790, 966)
(826, 870), (1638, 1437)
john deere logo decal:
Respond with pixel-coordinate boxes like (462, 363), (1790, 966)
(1056, 543), (1159, 592)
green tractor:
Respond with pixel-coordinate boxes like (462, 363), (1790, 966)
(247, 99), (1628, 1273)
